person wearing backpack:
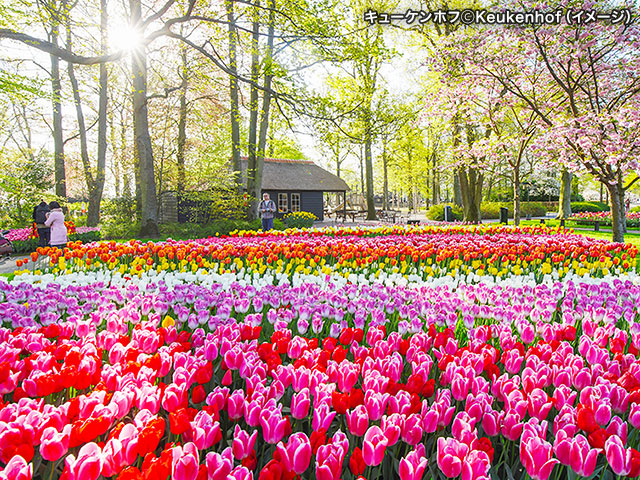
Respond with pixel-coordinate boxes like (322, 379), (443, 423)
(258, 193), (277, 231)
(32, 200), (51, 247)
(44, 201), (68, 248)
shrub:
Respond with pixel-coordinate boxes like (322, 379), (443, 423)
(571, 201), (609, 213)
(426, 204), (463, 222)
(159, 219), (286, 239)
(480, 202), (547, 219)
(283, 211), (317, 229)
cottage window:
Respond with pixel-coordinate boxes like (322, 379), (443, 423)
(291, 193), (301, 212)
(278, 193), (288, 212)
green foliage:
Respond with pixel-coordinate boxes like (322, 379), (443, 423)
(481, 202), (547, 219)
(283, 211), (317, 229)
(571, 201), (609, 213)
(631, 206), (640, 213)
(0, 149), (54, 227)
(159, 219), (286, 239)
(100, 196), (137, 240)
(426, 204), (464, 221)
(179, 190), (247, 224)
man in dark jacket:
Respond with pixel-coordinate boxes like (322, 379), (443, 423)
(33, 200), (51, 247)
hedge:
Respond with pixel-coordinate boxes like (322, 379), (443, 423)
(571, 201), (610, 213)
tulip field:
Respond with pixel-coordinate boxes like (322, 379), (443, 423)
(4, 225), (640, 480)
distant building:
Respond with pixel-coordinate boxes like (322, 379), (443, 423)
(239, 157), (349, 221)
(159, 157), (349, 223)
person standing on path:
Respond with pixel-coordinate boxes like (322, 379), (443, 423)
(32, 200), (51, 248)
(44, 201), (68, 248)
(258, 193), (276, 231)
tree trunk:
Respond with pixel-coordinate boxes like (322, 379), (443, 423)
(458, 167), (483, 223)
(608, 181), (625, 242)
(364, 125), (376, 220)
(256, 0), (275, 215)
(246, 0), (261, 221)
(50, 14), (65, 198)
(89, 0), (108, 226)
(131, 0), (158, 236)
(432, 152), (439, 205)
(557, 168), (572, 219)
(513, 165), (521, 226)
(382, 145), (388, 210)
(359, 147), (364, 197)
(176, 42), (188, 195)
(226, 0), (242, 193)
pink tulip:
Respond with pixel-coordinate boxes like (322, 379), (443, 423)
(312, 403), (336, 432)
(502, 349), (524, 374)
(0, 455), (32, 480)
(337, 362), (359, 392)
(260, 409), (287, 444)
(605, 435), (632, 476)
(570, 434), (599, 477)
(316, 433), (348, 480)
(382, 413), (403, 446)
(437, 437), (468, 478)
(461, 449), (490, 480)
(363, 425), (388, 466)
(346, 405), (369, 437)
(481, 409), (502, 437)
(629, 403), (640, 429)
(228, 466), (253, 480)
(40, 425), (71, 461)
(399, 443), (428, 480)
(172, 442), (199, 480)
(162, 383), (186, 412)
(527, 388), (553, 422)
(232, 425), (258, 460)
(227, 390), (245, 421)
(402, 413), (425, 446)
(291, 388), (310, 419)
(190, 412), (221, 450)
(206, 447), (233, 480)
(277, 432), (312, 474)
(520, 429), (558, 480)
(244, 398), (262, 427)
(364, 391), (389, 421)
(64, 442), (103, 480)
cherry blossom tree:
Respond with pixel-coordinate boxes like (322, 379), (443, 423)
(448, 0), (640, 241)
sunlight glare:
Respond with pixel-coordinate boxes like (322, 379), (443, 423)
(109, 24), (144, 53)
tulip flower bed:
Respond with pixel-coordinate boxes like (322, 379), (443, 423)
(2, 275), (640, 479)
(3, 225), (640, 480)
(13, 225), (640, 285)
(571, 211), (640, 228)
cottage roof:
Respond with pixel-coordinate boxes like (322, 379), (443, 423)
(238, 157), (349, 192)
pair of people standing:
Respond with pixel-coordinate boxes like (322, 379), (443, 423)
(33, 201), (67, 248)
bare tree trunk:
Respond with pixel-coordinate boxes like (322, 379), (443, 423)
(458, 167), (483, 223)
(513, 164), (521, 226)
(364, 127), (376, 220)
(131, 0), (158, 236)
(256, 0), (275, 215)
(382, 144), (388, 210)
(557, 168), (572, 219)
(359, 146), (364, 197)
(609, 181), (625, 242)
(50, 7), (65, 198)
(246, 0), (261, 221)
(432, 152), (439, 205)
(226, 0), (242, 193)
(176, 41), (188, 195)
